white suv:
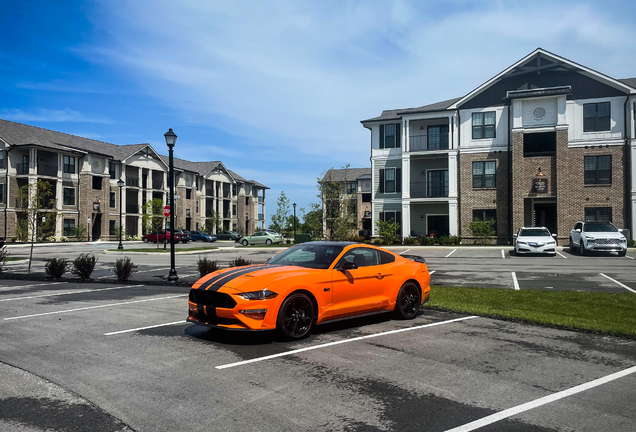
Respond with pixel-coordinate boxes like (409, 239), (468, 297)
(569, 221), (627, 256)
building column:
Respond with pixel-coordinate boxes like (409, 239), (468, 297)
(449, 199), (458, 236)
(451, 113), (458, 149)
(404, 119), (409, 152)
(402, 202), (411, 238)
(55, 179), (63, 238)
(448, 151), (458, 198)
(401, 156), (410, 199)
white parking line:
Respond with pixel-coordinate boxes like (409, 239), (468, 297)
(599, 273), (636, 294)
(429, 270), (436, 275)
(399, 249), (411, 255)
(626, 255), (634, 260)
(511, 272), (520, 290)
(501, 250), (505, 259)
(556, 251), (567, 259)
(0, 285), (141, 302)
(216, 316), (478, 370)
(0, 282), (67, 292)
(443, 365), (636, 432)
(104, 320), (187, 336)
(445, 249), (457, 258)
(3, 295), (187, 320)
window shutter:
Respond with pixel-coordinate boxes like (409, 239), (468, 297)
(396, 168), (402, 193)
(395, 123), (401, 149)
(380, 212), (385, 222)
(379, 125), (385, 149)
(379, 169), (385, 193)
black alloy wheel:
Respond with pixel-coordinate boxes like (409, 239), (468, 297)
(277, 293), (314, 340)
(579, 241), (586, 255)
(395, 282), (420, 319)
(143, 238), (148, 243)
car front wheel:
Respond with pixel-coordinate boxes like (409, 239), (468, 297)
(143, 238), (148, 243)
(242, 239), (249, 246)
(277, 293), (314, 340)
(580, 241), (587, 255)
(618, 250), (626, 257)
(569, 237), (576, 253)
(395, 281), (420, 319)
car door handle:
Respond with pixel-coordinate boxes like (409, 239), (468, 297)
(376, 273), (386, 279)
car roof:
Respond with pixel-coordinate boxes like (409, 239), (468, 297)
(519, 227), (549, 230)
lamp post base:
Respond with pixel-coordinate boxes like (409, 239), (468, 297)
(117, 244), (124, 250)
(167, 270), (179, 282)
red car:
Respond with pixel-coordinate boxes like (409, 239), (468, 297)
(142, 230), (181, 244)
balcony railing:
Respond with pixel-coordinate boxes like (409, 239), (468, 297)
(152, 180), (163, 189)
(258, 196), (265, 203)
(126, 177), (139, 187)
(126, 204), (139, 213)
(408, 135), (449, 152)
(410, 181), (449, 198)
(16, 163), (29, 175)
(205, 189), (214, 196)
(15, 198), (56, 209)
(223, 191), (230, 198)
(38, 164), (58, 176)
(258, 213), (264, 221)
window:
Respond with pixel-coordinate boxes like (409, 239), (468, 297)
(427, 125), (449, 150)
(196, 201), (199, 213)
(92, 176), (102, 190)
(379, 123), (401, 149)
(473, 161), (496, 188)
(585, 207), (612, 222)
(584, 155), (611, 185)
(583, 102), (610, 132)
(233, 204), (236, 216)
(109, 162), (117, 179)
(63, 219), (75, 236)
(379, 168), (401, 194)
(63, 188), (75, 206)
(473, 209), (497, 231)
(186, 189), (192, 199)
(63, 156), (75, 174)
(472, 112), (496, 139)
(338, 248), (380, 268)
(524, 132), (556, 157)
(109, 220), (116, 236)
(0, 151), (4, 169)
(232, 184), (237, 196)
(110, 192), (116, 208)
(0, 184), (4, 203)
(427, 170), (449, 197)
(347, 182), (356, 194)
(362, 193), (371, 203)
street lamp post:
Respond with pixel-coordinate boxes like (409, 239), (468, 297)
(117, 179), (124, 250)
(293, 202), (297, 243)
(165, 128), (179, 282)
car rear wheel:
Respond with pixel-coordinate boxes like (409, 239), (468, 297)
(143, 238), (148, 243)
(277, 293), (314, 340)
(394, 281), (420, 320)
(241, 239), (249, 246)
(266, 239), (272, 245)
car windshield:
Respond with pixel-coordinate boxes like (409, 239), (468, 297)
(268, 244), (344, 269)
(519, 229), (550, 237)
(583, 223), (618, 233)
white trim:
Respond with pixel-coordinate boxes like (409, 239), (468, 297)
(568, 139), (624, 148)
(459, 146), (507, 155)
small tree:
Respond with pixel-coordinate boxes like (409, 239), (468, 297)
(269, 191), (291, 233)
(319, 165), (357, 241)
(142, 198), (165, 249)
(376, 218), (401, 245)
(73, 224), (87, 241)
(300, 204), (323, 239)
(467, 220), (496, 244)
(205, 210), (222, 234)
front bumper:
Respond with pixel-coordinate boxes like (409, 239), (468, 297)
(515, 243), (556, 254)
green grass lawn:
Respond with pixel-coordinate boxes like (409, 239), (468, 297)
(108, 247), (218, 253)
(425, 286), (636, 338)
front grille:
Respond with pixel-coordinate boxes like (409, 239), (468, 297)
(595, 238), (620, 245)
(191, 311), (242, 326)
(189, 290), (237, 308)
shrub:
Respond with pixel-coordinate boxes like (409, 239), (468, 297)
(373, 239), (385, 245)
(45, 258), (69, 278)
(376, 219), (400, 245)
(198, 257), (219, 277)
(423, 236), (436, 246)
(363, 240), (371, 244)
(628, 239), (635, 248)
(71, 253), (97, 280)
(45, 236), (56, 243)
(229, 257), (252, 267)
(286, 239), (291, 244)
(467, 220), (496, 245)
(60, 236), (69, 242)
(114, 257), (137, 281)
(0, 247), (9, 273)
(403, 237), (416, 245)
(354, 236), (366, 243)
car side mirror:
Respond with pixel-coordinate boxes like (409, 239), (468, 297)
(339, 262), (358, 271)
(619, 229), (624, 233)
(512, 234), (517, 239)
(552, 233), (557, 238)
(575, 229), (581, 232)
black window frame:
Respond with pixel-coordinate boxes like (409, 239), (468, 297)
(63, 187), (75, 206)
(472, 161), (496, 188)
(584, 155), (611, 185)
(427, 125), (449, 150)
(186, 189), (192, 199)
(346, 182), (356, 195)
(472, 112), (496, 140)
(109, 162), (117, 179)
(92, 176), (102, 190)
(109, 220), (116, 236)
(472, 209), (497, 231)
(0, 151), (4, 169)
(427, 170), (449, 197)
(584, 207), (612, 222)
(63, 219), (75, 237)
(110, 192), (116, 208)
(379, 123), (401, 149)
(362, 193), (371, 203)
(583, 102), (611, 132)
(384, 168), (396, 193)
(0, 183), (4, 203)
(63, 155), (75, 174)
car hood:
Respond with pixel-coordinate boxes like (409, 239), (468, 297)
(517, 236), (554, 243)
(583, 231), (625, 238)
(193, 264), (325, 293)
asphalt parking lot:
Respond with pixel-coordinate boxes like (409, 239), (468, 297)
(1, 244), (635, 431)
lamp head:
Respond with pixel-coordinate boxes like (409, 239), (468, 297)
(164, 128), (178, 148)
(117, 179), (124, 188)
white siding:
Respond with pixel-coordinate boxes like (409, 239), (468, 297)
(567, 96), (625, 142)
(459, 106), (508, 149)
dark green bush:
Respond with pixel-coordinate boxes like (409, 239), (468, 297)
(354, 236), (366, 243)
(198, 257), (219, 277)
(114, 257), (137, 281)
(229, 257), (252, 267)
(628, 239), (635, 247)
(72, 253), (97, 280)
(45, 257), (68, 278)
(403, 237), (416, 245)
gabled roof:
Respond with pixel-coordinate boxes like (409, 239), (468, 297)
(360, 97), (462, 123)
(321, 168), (371, 183)
(619, 78), (636, 89)
(448, 48), (636, 109)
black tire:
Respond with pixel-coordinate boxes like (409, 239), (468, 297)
(182, 240), (188, 243)
(569, 237), (576, 253)
(277, 292), (314, 340)
(164, 239), (168, 245)
(580, 241), (587, 256)
(618, 250), (626, 257)
(394, 281), (420, 319)
(242, 239), (249, 246)
(266, 239), (272, 245)
(143, 238), (148, 243)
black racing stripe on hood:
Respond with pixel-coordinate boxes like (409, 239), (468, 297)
(199, 265), (262, 290)
(201, 265), (271, 292)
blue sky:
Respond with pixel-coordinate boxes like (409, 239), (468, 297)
(2, 0), (636, 218)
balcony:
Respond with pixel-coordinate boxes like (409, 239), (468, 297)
(126, 204), (139, 213)
(16, 163), (29, 175)
(408, 135), (449, 152)
(410, 181), (449, 198)
(126, 177), (139, 187)
(152, 180), (163, 190)
(37, 164), (58, 176)
(258, 196), (265, 203)
(15, 198), (56, 209)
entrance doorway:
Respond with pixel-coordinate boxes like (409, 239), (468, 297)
(534, 203), (557, 235)
(91, 213), (102, 241)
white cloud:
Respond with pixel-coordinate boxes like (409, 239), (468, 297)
(0, 108), (113, 124)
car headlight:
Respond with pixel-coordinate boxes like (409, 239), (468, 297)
(547, 241), (555, 245)
(238, 290), (278, 300)
(517, 241), (527, 245)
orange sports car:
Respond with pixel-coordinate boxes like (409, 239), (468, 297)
(187, 241), (430, 340)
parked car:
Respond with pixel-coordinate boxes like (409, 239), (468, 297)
(0, 237), (4, 248)
(240, 231), (283, 246)
(512, 227), (557, 255)
(142, 230), (182, 244)
(569, 221), (627, 256)
(190, 231), (217, 242)
(187, 241), (430, 340)
(216, 230), (242, 241)
(174, 229), (191, 243)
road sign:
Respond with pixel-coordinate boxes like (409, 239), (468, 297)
(163, 206), (170, 217)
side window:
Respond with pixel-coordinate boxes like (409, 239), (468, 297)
(338, 248), (380, 268)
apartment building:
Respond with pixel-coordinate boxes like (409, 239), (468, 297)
(0, 120), (268, 241)
(320, 168), (372, 237)
(361, 48), (636, 243)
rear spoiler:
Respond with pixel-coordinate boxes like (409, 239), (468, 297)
(402, 254), (425, 263)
